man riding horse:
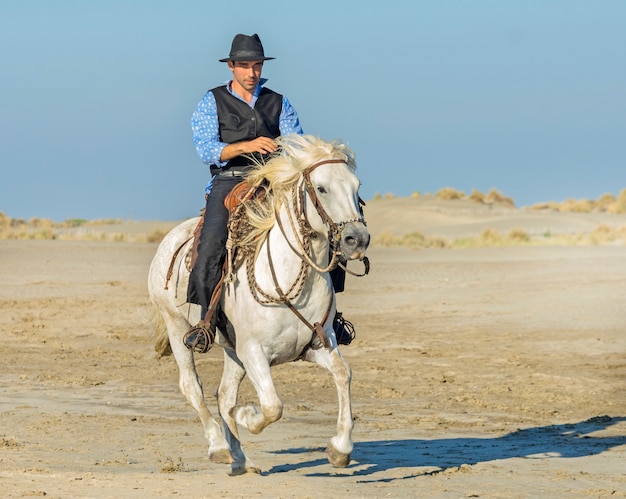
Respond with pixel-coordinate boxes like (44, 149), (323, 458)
(185, 33), (355, 352)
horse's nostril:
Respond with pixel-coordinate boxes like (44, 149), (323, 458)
(341, 224), (370, 255)
(344, 236), (357, 247)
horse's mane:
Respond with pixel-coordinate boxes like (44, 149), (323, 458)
(232, 134), (357, 252)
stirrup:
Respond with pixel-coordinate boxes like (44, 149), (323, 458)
(333, 312), (356, 346)
(183, 321), (216, 353)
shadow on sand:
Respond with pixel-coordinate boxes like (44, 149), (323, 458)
(266, 415), (626, 479)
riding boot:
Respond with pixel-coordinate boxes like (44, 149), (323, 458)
(330, 264), (356, 345)
(333, 311), (356, 345)
(185, 274), (220, 353)
(183, 314), (216, 353)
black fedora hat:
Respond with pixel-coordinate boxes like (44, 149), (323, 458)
(219, 33), (275, 62)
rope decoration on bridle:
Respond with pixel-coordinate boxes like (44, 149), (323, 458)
(226, 158), (368, 306)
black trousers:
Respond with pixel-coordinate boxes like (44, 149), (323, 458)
(187, 175), (243, 318)
(187, 174), (346, 319)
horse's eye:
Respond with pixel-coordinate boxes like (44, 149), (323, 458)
(317, 186), (327, 194)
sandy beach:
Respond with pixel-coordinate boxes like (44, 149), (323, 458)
(1, 198), (625, 498)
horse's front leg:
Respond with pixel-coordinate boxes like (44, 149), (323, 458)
(303, 345), (353, 467)
(232, 344), (283, 435)
(218, 349), (260, 476)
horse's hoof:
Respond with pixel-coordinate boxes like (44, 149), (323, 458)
(326, 443), (351, 468)
(209, 448), (234, 464)
(228, 463), (261, 476)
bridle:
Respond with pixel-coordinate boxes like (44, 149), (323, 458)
(276, 159), (369, 275)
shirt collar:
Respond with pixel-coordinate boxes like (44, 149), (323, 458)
(226, 78), (268, 107)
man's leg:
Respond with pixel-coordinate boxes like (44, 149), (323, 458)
(185, 176), (241, 352)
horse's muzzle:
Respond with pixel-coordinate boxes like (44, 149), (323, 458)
(340, 222), (370, 261)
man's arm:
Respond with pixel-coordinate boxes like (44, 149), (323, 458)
(191, 91), (228, 166)
(220, 136), (279, 159)
(279, 96), (303, 135)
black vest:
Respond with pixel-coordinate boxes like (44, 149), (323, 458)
(212, 85), (282, 168)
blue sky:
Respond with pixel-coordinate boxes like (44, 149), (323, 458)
(1, 0), (625, 221)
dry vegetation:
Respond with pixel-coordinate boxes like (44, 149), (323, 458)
(374, 187), (515, 207)
(0, 213), (166, 243)
(374, 224), (626, 250)
(529, 188), (626, 214)
(374, 187), (626, 214)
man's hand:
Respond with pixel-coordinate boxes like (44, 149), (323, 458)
(244, 137), (278, 155)
(221, 137), (277, 161)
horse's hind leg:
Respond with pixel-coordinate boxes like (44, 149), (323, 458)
(217, 349), (260, 475)
(164, 313), (233, 465)
(304, 347), (353, 467)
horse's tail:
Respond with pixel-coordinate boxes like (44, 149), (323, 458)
(150, 304), (172, 357)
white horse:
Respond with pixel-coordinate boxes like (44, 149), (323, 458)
(148, 134), (370, 475)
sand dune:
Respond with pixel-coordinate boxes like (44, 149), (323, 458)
(56, 196), (626, 245)
(364, 196), (626, 239)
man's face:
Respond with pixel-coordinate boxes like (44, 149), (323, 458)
(229, 60), (264, 93)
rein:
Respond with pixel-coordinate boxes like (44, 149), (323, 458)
(266, 232), (332, 349)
